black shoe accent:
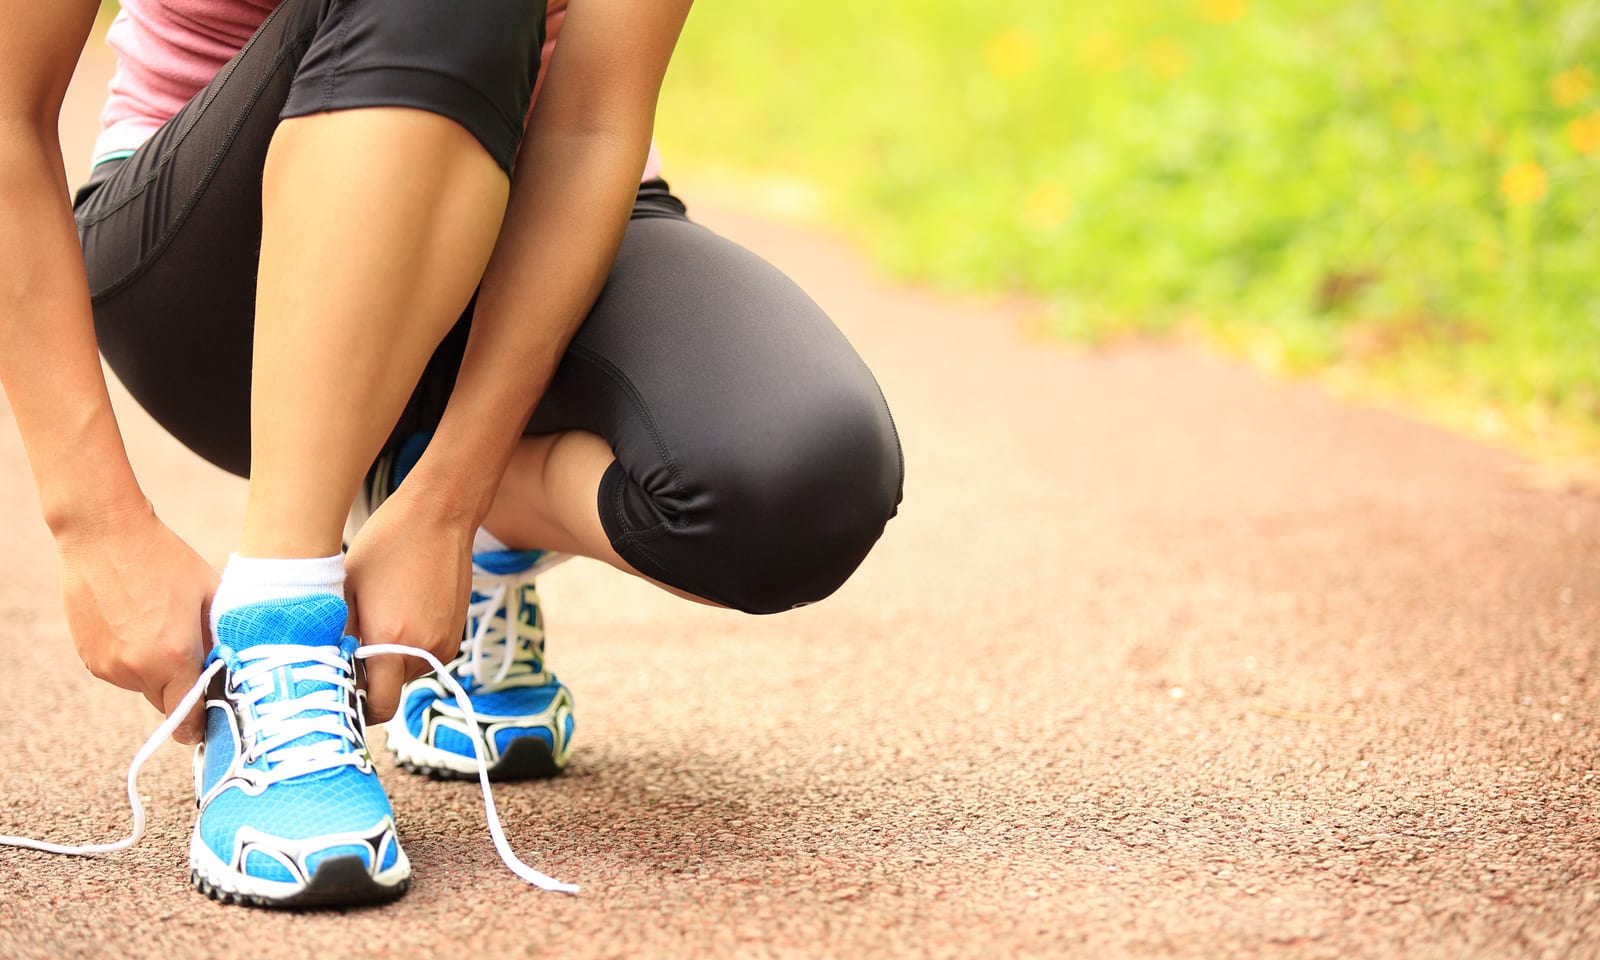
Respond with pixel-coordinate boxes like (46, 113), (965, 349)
(192, 856), (409, 910)
(397, 736), (565, 782)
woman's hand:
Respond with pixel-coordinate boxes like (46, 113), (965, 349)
(55, 502), (218, 745)
(343, 484), (475, 724)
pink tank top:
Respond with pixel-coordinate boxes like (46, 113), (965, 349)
(93, 0), (664, 180)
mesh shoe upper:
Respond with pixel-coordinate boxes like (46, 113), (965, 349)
(354, 434), (574, 777)
(394, 549), (575, 769)
(197, 595), (404, 886)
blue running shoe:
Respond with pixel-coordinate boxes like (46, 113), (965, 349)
(190, 595), (410, 908)
(385, 548), (575, 781)
(350, 433), (576, 782)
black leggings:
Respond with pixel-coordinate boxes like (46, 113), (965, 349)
(73, 0), (903, 614)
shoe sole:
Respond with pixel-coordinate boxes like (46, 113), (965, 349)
(189, 824), (410, 909)
(392, 734), (566, 782)
(192, 856), (410, 910)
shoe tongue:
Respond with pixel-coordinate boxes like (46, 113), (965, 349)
(214, 596), (355, 767)
(215, 594), (350, 652)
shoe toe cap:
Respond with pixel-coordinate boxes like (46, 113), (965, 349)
(200, 767), (397, 871)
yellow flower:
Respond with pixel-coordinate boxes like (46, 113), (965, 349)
(1199, 0), (1249, 23)
(1146, 38), (1189, 80)
(1474, 240), (1504, 274)
(1406, 152), (1438, 185)
(1390, 101), (1424, 134)
(1023, 183), (1073, 231)
(1499, 162), (1548, 206)
(1551, 66), (1595, 107)
(1567, 113), (1600, 154)
(1078, 31), (1125, 73)
(984, 29), (1039, 79)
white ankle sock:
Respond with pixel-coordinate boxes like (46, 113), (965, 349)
(473, 527), (510, 554)
(209, 553), (346, 641)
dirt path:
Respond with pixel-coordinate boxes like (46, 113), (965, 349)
(2, 43), (1597, 960)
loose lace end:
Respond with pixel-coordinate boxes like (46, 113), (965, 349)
(359, 643), (579, 894)
(0, 659), (223, 857)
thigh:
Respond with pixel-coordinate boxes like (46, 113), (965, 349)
(527, 196), (894, 494)
(524, 191), (904, 608)
(74, 0), (545, 478)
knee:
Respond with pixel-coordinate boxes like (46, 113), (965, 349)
(683, 405), (903, 614)
(613, 389), (904, 614)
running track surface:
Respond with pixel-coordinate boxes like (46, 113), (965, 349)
(2, 43), (1597, 960)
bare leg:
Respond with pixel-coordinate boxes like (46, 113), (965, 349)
(240, 109), (509, 559)
(479, 431), (618, 561)
(480, 431), (717, 606)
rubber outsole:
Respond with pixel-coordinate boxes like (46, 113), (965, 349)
(191, 855), (409, 910)
(394, 736), (565, 782)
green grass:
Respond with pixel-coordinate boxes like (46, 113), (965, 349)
(657, 0), (1600, 460)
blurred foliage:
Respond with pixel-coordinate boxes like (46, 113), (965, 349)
(657, 0), (1600, 457)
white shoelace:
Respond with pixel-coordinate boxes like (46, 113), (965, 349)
(460, 578), (539, 689)
(0, 643), (578, 895)
(228, 645), (365, 782)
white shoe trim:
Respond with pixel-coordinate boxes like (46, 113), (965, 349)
(187, 817), (411, 901)
(384, 716), (483, 776)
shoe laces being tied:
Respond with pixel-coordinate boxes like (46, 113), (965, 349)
(0, 643), (578, 895)
(226, 641), (366, 783)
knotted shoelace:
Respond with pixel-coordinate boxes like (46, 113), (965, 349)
(225, 644), (366, 783)
(0, 643), (578, 895)
(460, 576), (545, 689)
